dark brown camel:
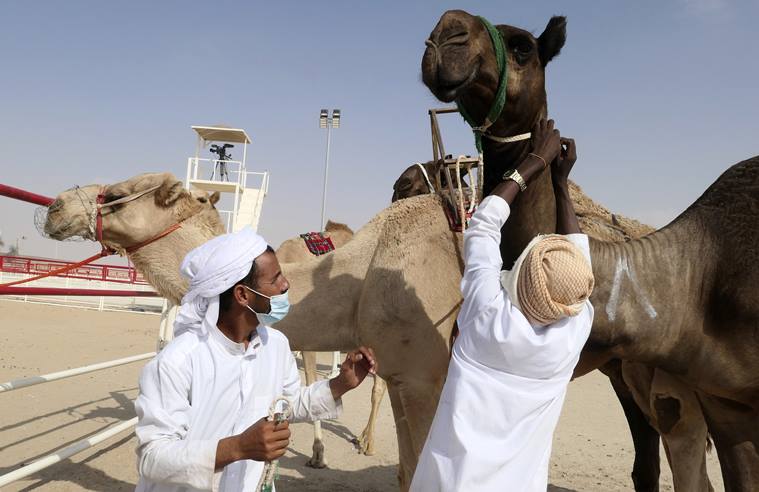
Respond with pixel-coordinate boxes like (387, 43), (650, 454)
(422, 10), (759, 491)
(422, 11), (665, 490)
(391, 160), (473, 203)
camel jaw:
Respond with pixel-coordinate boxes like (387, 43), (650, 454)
(42, 210), (90, 241)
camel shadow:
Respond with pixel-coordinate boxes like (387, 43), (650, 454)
(548, 485), (578, 492)
(318, 419), (359, 446)
(0, 388), (137, 463)
(278, 447), (397, 492)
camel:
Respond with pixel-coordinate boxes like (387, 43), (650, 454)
(276, 221), (388, 463)
(45, 173), (462, 490)
(43, 153), (759, 491)
(276, 221), (354, 262)
(422, 10), (757, 491)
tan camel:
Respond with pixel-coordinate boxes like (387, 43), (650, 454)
(422, 10), (753, 491)
(276, 222), (388, 462)
(45, 174), (459, 489)
(276, 221), (354, 262)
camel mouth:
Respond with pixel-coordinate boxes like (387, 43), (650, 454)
(41, 211), (81, 241)
(428, 62), (479, 103)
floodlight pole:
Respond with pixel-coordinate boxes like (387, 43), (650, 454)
(319, 109), (342, 377)
(319, 123), (333, 231)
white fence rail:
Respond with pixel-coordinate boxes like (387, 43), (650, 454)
(0, 352), (156, 393)
(0, 418), (138, 487)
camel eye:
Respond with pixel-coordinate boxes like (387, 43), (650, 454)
(104, 193), (124, 202)
(508, 36), (533, 62)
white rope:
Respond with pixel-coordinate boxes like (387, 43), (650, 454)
(454, 156), (467, 231)
(257, 397), (293, 492)
(414, 162), (435, 193)
(482, 131), (531, 143)
(465, 162), (477, 214)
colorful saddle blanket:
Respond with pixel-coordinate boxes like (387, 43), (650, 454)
(300, 232), (336, 256)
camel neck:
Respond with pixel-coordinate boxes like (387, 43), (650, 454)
(586, 217), (712, 371)
(128, 215), (220, 305)
(482, 137), (557, 268)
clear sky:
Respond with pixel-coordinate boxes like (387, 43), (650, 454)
(1, 1), (757, 262)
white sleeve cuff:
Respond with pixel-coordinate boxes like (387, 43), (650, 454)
(478, 195), (511, 225)
(309, 379), (343, 421)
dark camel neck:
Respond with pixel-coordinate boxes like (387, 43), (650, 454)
(481, 104), (555, 268)
(586, 216), (713, 374)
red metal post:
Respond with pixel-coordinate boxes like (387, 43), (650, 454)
(0, 184), (55, 206)
(0, 287), (159, 297)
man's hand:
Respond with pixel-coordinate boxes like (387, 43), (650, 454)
(552, 137), (582, 235)
(329, 347), (377, 399)
(490, 118), (563, 205)
(529, 118), (562, 170)
(552, 137), (577, 184)
(237, 417), (291, 462)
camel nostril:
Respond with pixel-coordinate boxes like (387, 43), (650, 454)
(442, 31), (469, 46)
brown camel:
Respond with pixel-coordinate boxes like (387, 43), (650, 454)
(276, 222), (388, 462)
(421, 10), (709, 491)
(422, 10), (757, 491)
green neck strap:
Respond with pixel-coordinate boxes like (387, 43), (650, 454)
(455, 16), (508, 154)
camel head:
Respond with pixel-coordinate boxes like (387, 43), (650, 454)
(392, 162), (437, 202)
(44, 172), (221, 252)
(391, 161), (471, 202)
(422, 10), (566, 138)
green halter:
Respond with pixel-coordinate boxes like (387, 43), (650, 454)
(455, 16), (508, 155)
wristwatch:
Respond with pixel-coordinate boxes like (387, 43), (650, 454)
(502, 169), (527, 191)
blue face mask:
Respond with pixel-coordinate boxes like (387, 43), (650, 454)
(243, 285), (290, 326)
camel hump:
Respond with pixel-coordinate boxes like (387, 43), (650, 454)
(690, 157), (759, 293)
(689, 157), (759, 218)
(325, 220), (354, 235)
(568, 181), (655, 241)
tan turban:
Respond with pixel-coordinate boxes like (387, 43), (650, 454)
(500, 234), (595, 327)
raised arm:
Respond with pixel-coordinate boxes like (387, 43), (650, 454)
(551, 137), (581, 235)
(459, 119), (562, 318)
(490, 119), (562, 204)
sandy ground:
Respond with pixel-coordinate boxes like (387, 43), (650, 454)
(0, 301), (724, 491)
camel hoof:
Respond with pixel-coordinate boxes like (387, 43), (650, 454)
(306, 439), (328, 469)
(355, 431), (375, 456)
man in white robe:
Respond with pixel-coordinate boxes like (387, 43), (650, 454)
(134, 227), (376, 491)
(411, 121), (595, 491)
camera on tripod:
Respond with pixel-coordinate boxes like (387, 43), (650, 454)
(209, 143), (234, 161)
(209, 144), (235, 181)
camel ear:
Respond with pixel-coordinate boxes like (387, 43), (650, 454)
(209, 192), (220, 205)
(537, 16), (566, 67)
(154, 177), (185, 207)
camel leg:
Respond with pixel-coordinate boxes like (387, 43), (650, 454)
(649, 370), (713, 492)
(604, 360), (661, 492)
(302, 351), (327, 468)
(698, 394), (759, 492)
(622, 362), (714, 492)
(386, 380), (416, 492)
(356, 374), (387, 456)
(392, 377), (445, 491)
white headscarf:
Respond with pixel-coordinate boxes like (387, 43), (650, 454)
(174, 226), (269, 337)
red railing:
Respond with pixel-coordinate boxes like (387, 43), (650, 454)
(0, 255), (148, 285)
